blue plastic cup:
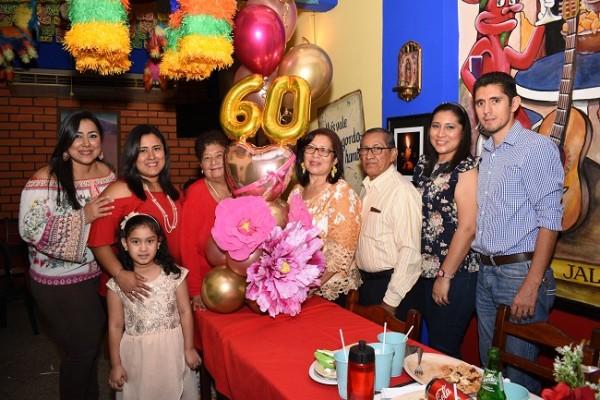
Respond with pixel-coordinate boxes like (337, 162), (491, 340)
(334, 349), (349, 399)
(377, 332), (407, 377)
(368, 342), (394, 391)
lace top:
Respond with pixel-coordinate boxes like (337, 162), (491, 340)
(288, 179), (362, 300)
(107, 268), (188, 336)
(414, 155), (480, 278)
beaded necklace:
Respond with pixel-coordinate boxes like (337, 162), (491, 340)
(143, 183), (178, 233)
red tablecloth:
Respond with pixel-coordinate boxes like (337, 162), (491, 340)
(195, 297), (422, 400)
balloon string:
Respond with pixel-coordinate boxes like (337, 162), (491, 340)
(232, 154), (296, 197)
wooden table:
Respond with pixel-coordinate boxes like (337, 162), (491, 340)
(195, 296), (418, 400)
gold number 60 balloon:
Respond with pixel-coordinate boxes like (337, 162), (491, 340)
(220, 74), (264, 142)
(262, 75), (311, 146)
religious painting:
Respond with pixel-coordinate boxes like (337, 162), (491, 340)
(59, 109), (120, 173)
(458, 0), (600, 309)
(393, 41), (422, 102)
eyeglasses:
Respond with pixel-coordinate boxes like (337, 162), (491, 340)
(358, 146), (392, 156)
(304, 145), (334, 157)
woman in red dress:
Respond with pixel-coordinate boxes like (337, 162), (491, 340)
(89, 124), (183, 301)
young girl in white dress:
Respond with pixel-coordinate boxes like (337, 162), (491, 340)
(107, 213), (200, 400)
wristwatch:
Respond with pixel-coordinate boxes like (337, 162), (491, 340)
(437, 269), (454, 279)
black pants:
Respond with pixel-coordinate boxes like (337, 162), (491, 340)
(357, 271), (423, 323)
(30, 277), (105, 400)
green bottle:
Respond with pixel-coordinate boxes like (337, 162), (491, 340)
(477, 347), (507, 400)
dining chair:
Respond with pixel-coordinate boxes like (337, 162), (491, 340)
(0, 218), (38, 335)
(345, 289), (421, 341)
(491, 304), (598, 384)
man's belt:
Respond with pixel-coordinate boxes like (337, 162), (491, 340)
(359, 269), (394, 280)
(479, 252), (534, 267)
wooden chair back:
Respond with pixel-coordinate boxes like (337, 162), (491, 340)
(345, 289), (421, 341)
(492, 304), (598, 383)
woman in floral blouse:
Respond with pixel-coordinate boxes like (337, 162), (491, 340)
(289, 128), (362, 306)
(413, 103), (479, 359)
(19, 110), (116, 399)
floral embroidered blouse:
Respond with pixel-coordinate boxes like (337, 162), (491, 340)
(19, 172), (117, 285)
(288, 179), (362, 300)
(414, 155), (479, 278)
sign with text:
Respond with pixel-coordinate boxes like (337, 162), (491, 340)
(317, 90), (365, 193)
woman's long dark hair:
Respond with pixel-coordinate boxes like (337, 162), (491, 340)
(49, 110), (104, 209)
(294, 128), (344, 187)
(121, 124), (180, 201)
(118, 214), (180, 277)
(422, 103), (472, 177)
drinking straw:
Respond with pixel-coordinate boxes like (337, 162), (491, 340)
(382, 322), (387, 353)
(404, 325), (414, 340)
(339, 329), (348, 362)
(453, 383), (458, 399)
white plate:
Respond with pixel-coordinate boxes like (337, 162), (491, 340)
(308, 361), (337, 385)
(403, 352), (482, 394)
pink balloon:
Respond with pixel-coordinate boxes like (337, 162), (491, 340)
(233, 65), (279, 111)
(233, 5), (286, 76)
(247, 0), (297, 42)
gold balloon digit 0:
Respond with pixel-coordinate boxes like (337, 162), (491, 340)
(220, 74), (264, 142)
(262, 75), (311, 146)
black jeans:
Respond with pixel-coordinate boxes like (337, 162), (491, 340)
(422, 269), (477, 359)
(357, 272), (424, 324)
(30, 277), (105, 400)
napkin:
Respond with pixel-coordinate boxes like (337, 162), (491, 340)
(380, 382), (425, 399)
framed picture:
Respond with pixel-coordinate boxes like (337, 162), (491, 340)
(387, 113), (430, 180)
(59, 109), (120, 173)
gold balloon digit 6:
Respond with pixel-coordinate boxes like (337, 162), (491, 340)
(220, 74), (264, 142)
(262, 76), (311, 146)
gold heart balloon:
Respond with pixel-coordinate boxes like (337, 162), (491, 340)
(225, 141), (295, 201)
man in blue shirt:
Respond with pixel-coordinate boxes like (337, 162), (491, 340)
(471, 71), (564, 393)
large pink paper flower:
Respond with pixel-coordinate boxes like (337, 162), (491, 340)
(245, 220), (326, 317)
(211, 196), (276, 261)
(288, 193), (313, 228)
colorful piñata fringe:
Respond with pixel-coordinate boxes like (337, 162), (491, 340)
(63, 0), (131, 75)
(160, 0), (236, 81)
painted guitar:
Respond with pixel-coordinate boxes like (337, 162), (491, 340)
(538, 0), (592, 233)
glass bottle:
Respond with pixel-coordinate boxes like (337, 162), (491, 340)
(347, 340), (375, 400)
(477, 347), (507, 400)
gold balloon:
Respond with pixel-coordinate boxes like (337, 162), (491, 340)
(205, 236), (227, 267)
(224, 141), (295, 201)
(246, 299), (268, 315)
(201, 265), (247, 314)
(262, 75), (311, 146)
(220, 74), (264, 142)
(278, 43), (333, 103)
(226, 248), (263, 277)
(267, 199), (289, 227)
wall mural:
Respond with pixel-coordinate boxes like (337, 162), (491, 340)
(458, 0), (600, 308)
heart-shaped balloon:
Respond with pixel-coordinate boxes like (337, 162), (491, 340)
(225, 141), (296, 201)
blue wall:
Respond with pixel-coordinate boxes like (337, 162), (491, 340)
(382, 1), (459, 126)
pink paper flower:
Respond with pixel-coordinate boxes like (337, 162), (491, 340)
(288, 193), (313, 228)
(246, 221), (326, 317)
(211, 196), (276, 261)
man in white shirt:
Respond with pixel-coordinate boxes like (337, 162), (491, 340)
(356, 127), (422, 318)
